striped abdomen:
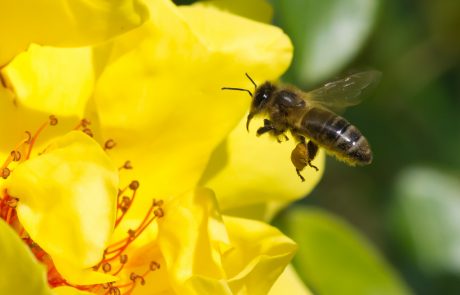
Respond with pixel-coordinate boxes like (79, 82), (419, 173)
(296, 107), (372, 165)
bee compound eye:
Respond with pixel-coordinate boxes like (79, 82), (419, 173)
(253, 83), (274, 108)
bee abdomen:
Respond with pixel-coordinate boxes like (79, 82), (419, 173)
(298, 107), (372, 165)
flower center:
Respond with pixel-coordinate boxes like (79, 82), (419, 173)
(0, 116), (165, 294)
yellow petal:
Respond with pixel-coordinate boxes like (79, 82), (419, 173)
(4, 131), (118, 284)
(157, 188), (232, 294)
(0, 0), (149, 66)
(222, 216), (297, 295)
(53, 256), (117, 286)
(94, 0), (292, 214)
(155, 188), (296, 294)
(0, 219), (53, 295)
(269, 265), (313, 295)
(1, 45), (94, 118)
(201, 116), (325, 220)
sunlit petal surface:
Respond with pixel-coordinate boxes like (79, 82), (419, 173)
(222, 216), (297, 295)
(153, 188), (296, 294)
(0, 0), (149, 65)
(2, 45), (94, 118)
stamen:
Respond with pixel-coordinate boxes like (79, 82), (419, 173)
(1, 133), (30, 171)
(119, 161), (133, 170)
(25, 115), (58, 160)
(130, 273), (145, 286)
(82, 128), (94, 137)
(49, 115), (58, 126)
(115, 180), (139, 227)
(119, 196), (131, 213)
(10, 150), (21, 161)
(102, 263), (112, 273)
(104, 139), (116, 150)
(1, 167), (10, 179)
(6, 196), (18, 208)
(101, 196), (164, 269)
(154, 207), (164, 218)
(120, 254), (128, 264)
(150, 261), (160, 271)
(129, 180), (139, 191)
(111, 255), (128, 276)
(74, 118), (91, 130)
(105, 285), (121, 295)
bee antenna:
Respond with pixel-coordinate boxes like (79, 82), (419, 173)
(221, 87), (253, 98)
(245, 73), (257, 91)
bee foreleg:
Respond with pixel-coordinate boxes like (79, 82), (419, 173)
(291, 140), (319, 181)
(257, 119), (288, 142)
(256, 125), (274, 136)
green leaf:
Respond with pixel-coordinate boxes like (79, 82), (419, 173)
(277, 207), (411, 295)
(0, 219), (53, 295)
(272, 0), (379, 85)
(389, 167), (460, 275)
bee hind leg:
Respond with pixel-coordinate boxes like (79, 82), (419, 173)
(295, 168), (306, 182)
(291, 140), (319, 182)
(306, 140), (319, 171)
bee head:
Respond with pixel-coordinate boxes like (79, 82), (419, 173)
(221, 73), (275, 131)
(247, 82), (276, 130)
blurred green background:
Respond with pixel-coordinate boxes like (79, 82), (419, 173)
(176, 0), (460, 294)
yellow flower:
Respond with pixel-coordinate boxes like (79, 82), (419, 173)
(0, 0), (323, 293)
(0, 125), (296, 294)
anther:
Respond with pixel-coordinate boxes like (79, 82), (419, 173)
(120, 254), (128, 264)
(10, 150), (21, 161)
(82, 128), (93, 137)
(121, 161), (133, 170)
(108, 287), (121, 295)
(120, 196), (131, 212)
(81, 119), (91, 128)
(153, 199), (164, 207)
(24, 131), (32, 143)
(49, 115), (58, 126)
(102, 263), (112, 273)
(150, 261), (160, 271)
(130, 273), (146, 286)
(1, 167), (10, 179)
(129, 180), (139, 191)
(154, 208), (164, 218)
(127, 229), (136, 238)
(6, 197), (19, 208)
(104, 139), (116, 150)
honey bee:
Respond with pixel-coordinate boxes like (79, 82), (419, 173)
(222, 71), (381, 181)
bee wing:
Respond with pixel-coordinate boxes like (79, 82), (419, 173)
(303, 70), (382, 108)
